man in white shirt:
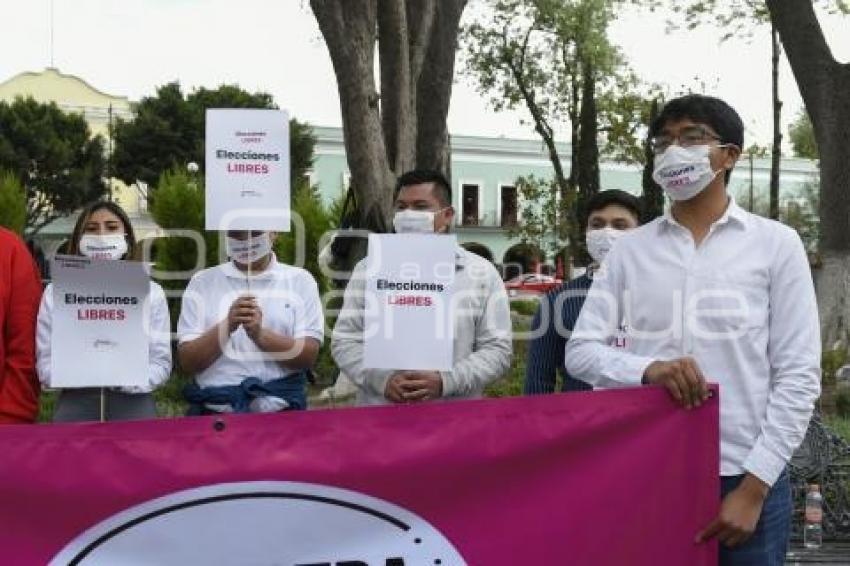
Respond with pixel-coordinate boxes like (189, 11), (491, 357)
(332, 169), (512, 406)
(565, 94), (820, 564)
(177, 231), (324, 414)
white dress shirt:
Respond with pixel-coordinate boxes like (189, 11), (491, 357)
(332, 247), (513, 406)
(36, 281), (173, 392)
(565, 198), (821, 485)
(177, 256), (324, 387)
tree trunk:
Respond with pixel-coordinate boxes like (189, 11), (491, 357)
(574, 59), (600, 264)
(769, 23), (782, 221)
(311, 0), (467, 272)
(641, 98), (664, 222)
(767, 0), (850, 349)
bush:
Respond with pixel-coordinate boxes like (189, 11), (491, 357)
(835, 385), (850, 420)
(510, 298), (540, 318)
(0, 169), (26, 234)
(274, 181), (336, 294)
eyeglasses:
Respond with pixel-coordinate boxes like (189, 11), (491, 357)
(650, 125), (721, 154)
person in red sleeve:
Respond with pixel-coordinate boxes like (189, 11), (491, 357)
(0, 227), (43, 424)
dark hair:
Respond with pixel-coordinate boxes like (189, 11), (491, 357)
(67, 201), (137, 259)
(650, 94), (744, 184)
(583, 189), (642, 229)
(394, 169), (452, 207)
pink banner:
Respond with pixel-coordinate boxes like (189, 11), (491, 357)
(0, 387), (718, 565)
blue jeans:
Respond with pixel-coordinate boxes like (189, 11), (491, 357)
(719, 470), (791, 566)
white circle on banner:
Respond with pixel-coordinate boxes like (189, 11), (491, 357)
(50, 481), (466, 566)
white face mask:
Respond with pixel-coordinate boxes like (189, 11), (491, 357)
(79, 234), (128, 260)
(226, 233), (272, 264)
(586, 227), (627, 264)
(652, 144), (722, 201)
(393, 209), (438, 234)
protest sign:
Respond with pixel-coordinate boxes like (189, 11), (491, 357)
(363, 233), (456, 370)
(50, 256), (149, 388)
(205, 108), (290, 231)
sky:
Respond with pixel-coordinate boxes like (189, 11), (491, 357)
(0, 0), (848, 148)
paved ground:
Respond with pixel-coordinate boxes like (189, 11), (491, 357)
(786, 542), (850, 564)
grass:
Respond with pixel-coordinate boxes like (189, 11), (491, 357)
(824, 415), (850, 444)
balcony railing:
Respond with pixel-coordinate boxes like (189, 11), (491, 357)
(459, 212), (519, 229)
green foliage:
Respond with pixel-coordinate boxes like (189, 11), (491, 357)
(733, 175), (820, 252)
(666, 1), (846, 40)
(0, 97), (106, 234)
(789, 110), (819, 159)
(274, 181), (336, 294)
(462, 0), (657, 166)
(824, 415), (850, 443)
(511, 298), (541, 317)
(112, 82), (316, 188)
(0, 169), (26, 234)
(463, 0), (660, 263)
(509, 175), (570, 258)
(835, 386), (850, 419)
(485, 315), (532, 397)
(822, 348), (848, 389)
(149, 166), (218, 275)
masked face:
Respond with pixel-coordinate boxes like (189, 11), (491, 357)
(226, 232), (272, 264)
(586, 227), (627, 264)
(79, 234), (128, 260)
(393, 209), (439, 234)
(652, 144), (723, 201)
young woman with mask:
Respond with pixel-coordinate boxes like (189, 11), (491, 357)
(36, 201), (172, 422)
(177, 231), (323, 415)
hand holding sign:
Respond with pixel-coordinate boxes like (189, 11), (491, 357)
(384, 371), (444, 403)
(228, 295), (263, 339)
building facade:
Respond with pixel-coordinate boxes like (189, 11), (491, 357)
(310, 125), (820, 271)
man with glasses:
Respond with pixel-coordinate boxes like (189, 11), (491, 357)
(332, 169), (512, 406)
(565, 94), (820, 564)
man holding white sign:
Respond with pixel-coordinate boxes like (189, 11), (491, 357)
(332, 169), (512, 406)
(179, 108), (323, 415)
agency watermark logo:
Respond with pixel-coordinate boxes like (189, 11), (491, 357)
(51, 481), (466, 566)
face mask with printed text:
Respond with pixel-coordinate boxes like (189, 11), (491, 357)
(79, 234), (128, 260)
(652, 144), (722, 201)
(226, 233), (272, 264)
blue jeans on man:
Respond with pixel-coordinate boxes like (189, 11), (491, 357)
(719, 470), (791, 565)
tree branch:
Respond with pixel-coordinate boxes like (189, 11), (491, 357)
(766, 0), (839, 127)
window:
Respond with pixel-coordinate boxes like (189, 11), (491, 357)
(500, 185), (518, 227)
(462, 184), (480, 226)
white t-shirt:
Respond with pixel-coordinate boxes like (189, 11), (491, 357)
(177, 257), (324, 387)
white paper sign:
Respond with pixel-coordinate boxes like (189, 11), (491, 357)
(205, 108), (291, 231)
(363, 234), (456, 371)
(50, 256), (150, 388)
